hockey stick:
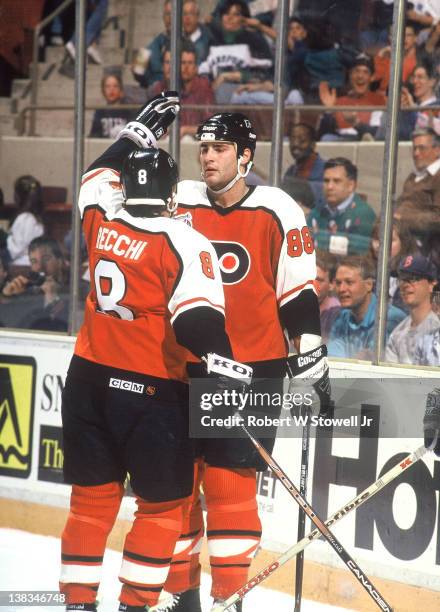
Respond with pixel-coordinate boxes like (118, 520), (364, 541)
(239, 422), (392, 610)
(294, 407), (311, 612)
(212, 443), (427, 612)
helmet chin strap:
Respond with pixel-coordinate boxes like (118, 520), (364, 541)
(205, 155), (253, 196)
(166, 192), (178, 216)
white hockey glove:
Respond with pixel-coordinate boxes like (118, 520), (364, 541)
(204, 353), (253, 385)
(424, 388), (440, 456)
(202, 353), (253, 417)
(287, 344), (332, 418)
(117, 90), (180, 149)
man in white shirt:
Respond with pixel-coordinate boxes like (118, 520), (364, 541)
(386, 254), (439, 364)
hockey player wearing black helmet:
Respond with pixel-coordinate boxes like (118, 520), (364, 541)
(195, 112), (256, 196)
(121, 148), (179, 217)
(162, 112), (331, 611)
(59, 93), (254, 612)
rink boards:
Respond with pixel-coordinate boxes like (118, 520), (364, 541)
(0, 330), (439, 609)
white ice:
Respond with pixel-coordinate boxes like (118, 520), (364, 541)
(0, 529), (354, 611)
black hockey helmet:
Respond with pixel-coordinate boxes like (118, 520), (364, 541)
(196, 113), (257, 161)
(121, 148), (179, 216)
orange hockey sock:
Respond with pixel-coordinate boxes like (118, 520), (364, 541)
(204, 466), (261, 600)
(119, 495), (190, 607)
(163, 460), (205, 594)
(60, 482), (124, 604)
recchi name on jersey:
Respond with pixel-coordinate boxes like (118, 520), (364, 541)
(95, 226), (147, 260)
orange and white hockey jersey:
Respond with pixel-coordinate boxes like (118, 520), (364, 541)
(176, 181), (318, 364)
(74, 167), (225, 382)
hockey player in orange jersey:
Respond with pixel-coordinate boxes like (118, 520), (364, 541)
(59, 93), (253, 612)
(160, 113), (331, 611)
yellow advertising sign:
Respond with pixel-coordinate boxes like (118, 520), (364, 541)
(0, 356), (36, 478)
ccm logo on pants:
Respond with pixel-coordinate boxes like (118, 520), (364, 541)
(109, 378), (144, 393)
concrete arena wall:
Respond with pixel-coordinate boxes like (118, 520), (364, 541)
(0, 137), (414, 213)
(0, 330), (439, 611)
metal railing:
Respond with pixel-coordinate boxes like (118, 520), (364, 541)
(14, 0), (440, 366)
(124, 0), (137, 65)
(373, 0), (406, 365)
(16, 103), (440, 137)
(29, 0), (75, 136)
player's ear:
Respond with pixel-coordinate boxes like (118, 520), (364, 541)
(238, 147), (252, 173)
(241, 147), (252, 165)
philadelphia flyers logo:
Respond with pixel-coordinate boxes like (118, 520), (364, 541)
(212, 241), (250, 285)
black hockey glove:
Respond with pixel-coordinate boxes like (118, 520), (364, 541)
(287, 344), (332, 419)
(117, 91), (180, 149)
(424, 388), (440, 456)
(201, 353), (253, 418)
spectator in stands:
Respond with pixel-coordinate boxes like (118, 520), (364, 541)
(359, 0), (394, 52)
(373, 23), (418, 95)
(396, 190), (440, 274)
(0, 176), (44, 267)
(282, 122), (325, 210)
(228, 14), (307, 105)
(407, 0), (440, 30)
(368, 218), (419, 312)
(241, 3), (277, 44)
(200, 0), (273, 103)
(89, 73), (133, 138)
(65, 0), (108, 64)
(401, 128), (440, 207)
(376, 58), (439, 141)
(285, 15), (308, 93)
(298, 0), (363, 48)
(328, 256), (405, 359)
(211, 0), (276, 30)
(182, 0), (211, 64)
(308, 158), (376, 255)
(133, 1), (211, 88)
(420, 22), (440, 80)
(150, 44), (215, 138)
(42, 0), (75, 47)
(316, 250), (340, 343)
(300, 17), (349, 104)
(132, 0), (172, 88)
(404, 60), (440, 132)
(0, 236), (70, 331)
(318, 53), (386, 141)
(386, 254), (439, 364)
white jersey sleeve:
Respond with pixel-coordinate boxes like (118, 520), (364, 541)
(262, 187), (317, 308)
(161, 220), (226, 324)
(78, 167), (124, 220)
